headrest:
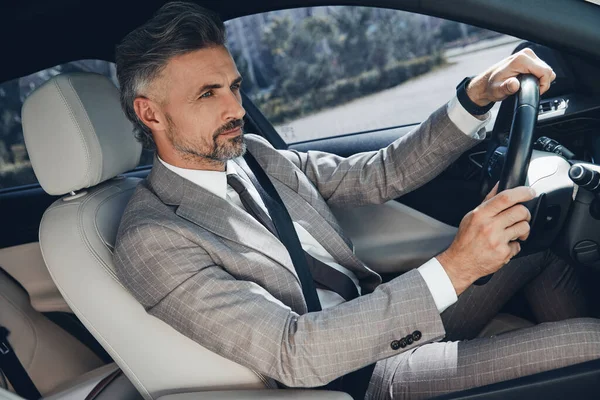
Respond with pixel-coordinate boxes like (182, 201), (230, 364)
(22, 72), (142, 195)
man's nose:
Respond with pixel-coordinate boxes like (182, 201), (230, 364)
(223, 91), (245, 121)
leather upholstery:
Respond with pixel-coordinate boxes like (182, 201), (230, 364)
(44, 363), (120, 400)
(22, 72), (142, 196)
(0, 388), (24, 400)
(23, 73), (268, 400)
(0, 269), (103, 395)
(0, 242), (71, 313)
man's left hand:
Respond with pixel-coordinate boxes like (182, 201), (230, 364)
(466, 48), (557, 107)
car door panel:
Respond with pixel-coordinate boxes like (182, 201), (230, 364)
(332, 201), (456, 274)
(289, 125), (415, 157)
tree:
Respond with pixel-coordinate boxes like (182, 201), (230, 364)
(330, 7), (374, 77)
(263, 15), (336, 100)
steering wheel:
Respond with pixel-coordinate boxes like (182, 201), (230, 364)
(496, 75), (540, 191)
(475, 74), (540, 285)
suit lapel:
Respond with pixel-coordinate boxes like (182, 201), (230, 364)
(147, 158), (300, 284)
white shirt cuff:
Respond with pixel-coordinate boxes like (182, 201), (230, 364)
(447, 95), (490, 140)
(417, 257), (458, 314)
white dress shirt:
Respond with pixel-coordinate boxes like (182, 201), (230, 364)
(159, 96), (489, 313)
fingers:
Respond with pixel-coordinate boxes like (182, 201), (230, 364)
(500, 77), (520, 96)
(504, 220), (531, 242)
(482, 186), (536, 216)
(484, 181), (499, 202)
(505, 241), (522, 264)
(510, 49), (556, 95)
(496, 203), (531, 228)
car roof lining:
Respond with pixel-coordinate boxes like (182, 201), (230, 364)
(0, 0), (599, 83)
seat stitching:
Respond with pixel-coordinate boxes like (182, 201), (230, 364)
(53, 78), (92, 189)
(66, 75), (103, 185)
(76, 185), (131, 284)
(93, 183), (139, 256)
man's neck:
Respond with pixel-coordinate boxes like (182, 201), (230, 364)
(157, 151), (226, 172)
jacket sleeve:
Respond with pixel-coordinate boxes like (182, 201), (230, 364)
(280, 103), (484, 208)
(114, 223), (446, 388)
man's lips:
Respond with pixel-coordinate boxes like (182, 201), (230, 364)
(218, 126), (242, 136)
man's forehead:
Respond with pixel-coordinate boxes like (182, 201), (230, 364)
(166, 46), (238, 85)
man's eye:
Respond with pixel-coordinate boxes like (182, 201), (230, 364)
(200, 91), (213, 99)
(231, 83), (240, 91)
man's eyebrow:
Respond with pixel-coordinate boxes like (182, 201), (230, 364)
(194, 83), (223, 98)
(192, 76), (243, 98)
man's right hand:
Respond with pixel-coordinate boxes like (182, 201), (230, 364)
(437, 184), (536, 296)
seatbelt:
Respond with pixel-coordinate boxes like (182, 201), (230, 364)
(239, 152), (375, 399)
(0, 326), (41, 400)
(238, 153), (323, 312)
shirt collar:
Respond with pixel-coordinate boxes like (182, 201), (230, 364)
(157, 156), (236, 200)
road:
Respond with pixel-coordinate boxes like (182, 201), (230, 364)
(276, 40), (520, 143)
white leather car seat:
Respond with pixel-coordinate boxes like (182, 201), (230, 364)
(21, 72), (271, 400)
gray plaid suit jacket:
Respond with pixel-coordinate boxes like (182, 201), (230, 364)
(114, 104), (483, 387)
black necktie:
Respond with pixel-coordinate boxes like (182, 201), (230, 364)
(227, 173), (359, 302)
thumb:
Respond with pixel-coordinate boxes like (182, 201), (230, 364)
(484, 181), (499, 202)
(501, 77), (520, 96)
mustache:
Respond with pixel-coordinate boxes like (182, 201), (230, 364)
(214, 119), (245, 137)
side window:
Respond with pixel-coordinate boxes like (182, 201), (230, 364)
(0, 60), (153, 192)
(225, 6), (518, 144)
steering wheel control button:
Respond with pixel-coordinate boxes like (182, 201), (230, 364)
(573, 241), (600, 266)
(406, 335), (414, 345)
(569, 164), (600, 193)
(412, 331), (422, 341)
(570, 164), (585, 180)
(534, 136), (575, 160)
(390, 340), (401, 351)
(487, 148), (506, 180)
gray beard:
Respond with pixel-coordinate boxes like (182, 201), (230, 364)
(173, 133), (246, 161)
(166, 117), (247, 164)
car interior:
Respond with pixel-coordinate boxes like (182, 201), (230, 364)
(1, 0), (600, 399)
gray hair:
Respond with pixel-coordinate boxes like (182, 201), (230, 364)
(115, 1), (226, 149)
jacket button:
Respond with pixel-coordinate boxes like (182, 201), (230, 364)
(399, 338), (408, 348)
(406, 335), (414, 345)
(390, 340), (401, 350)
(412, 330), (422, 341)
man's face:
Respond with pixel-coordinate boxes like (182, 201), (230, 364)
(146, 45), (246, 169)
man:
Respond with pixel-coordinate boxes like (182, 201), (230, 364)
(113, 2), (600, 399)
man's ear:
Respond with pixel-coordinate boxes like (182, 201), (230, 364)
(133, 97), (165, 133)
